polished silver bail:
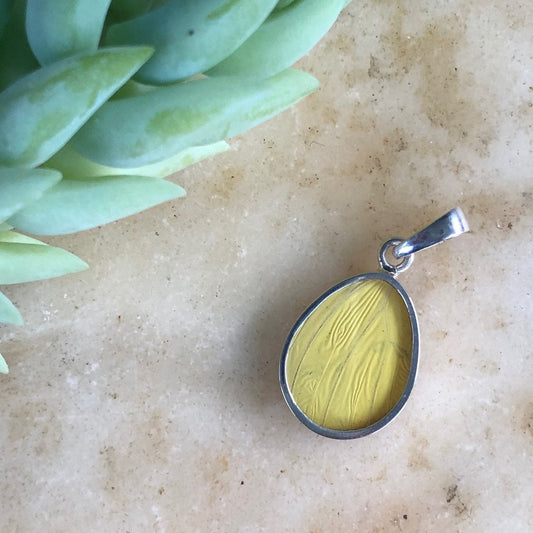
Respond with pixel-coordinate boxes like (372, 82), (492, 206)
(394, 207), (469, 258)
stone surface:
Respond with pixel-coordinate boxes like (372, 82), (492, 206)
(1, 1), (532, 531)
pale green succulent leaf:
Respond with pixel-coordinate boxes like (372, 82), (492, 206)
(26, 0), (112, 65)
(8, 175), (186, 235)
(132, 141), (230, 178)
(274, 0), (295, 11)
(45, 141), (229, 180)
(0, 0), (40, 91)
(0, 230), (47, 244)
(0, 352), (8, 374)
(0, 45), (153, 168)
(110, 79), (156, 100)
(0, 167), (62, 223)
(0, 290), (23, 325)
(72, 68), (320, 168)
(0, 222), (12, 231)
(106, 0), (279, 84)
(208, 0), (345, 79)
(0, 242), (88, 284)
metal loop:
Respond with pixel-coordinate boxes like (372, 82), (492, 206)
(379, 239), (414, 275)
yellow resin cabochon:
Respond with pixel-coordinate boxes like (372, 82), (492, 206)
(285, 278), (413, 432)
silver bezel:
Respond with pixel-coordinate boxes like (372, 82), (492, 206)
(279, 271), (420, 440)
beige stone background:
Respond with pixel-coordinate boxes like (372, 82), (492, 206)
(1, 1), (532, 531)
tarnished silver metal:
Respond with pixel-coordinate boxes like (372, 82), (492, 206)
(393, 207), (469, 258)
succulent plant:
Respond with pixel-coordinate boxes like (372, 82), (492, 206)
(0, 0), (351, 372)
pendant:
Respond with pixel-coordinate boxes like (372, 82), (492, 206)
(279, 208), (469, 439)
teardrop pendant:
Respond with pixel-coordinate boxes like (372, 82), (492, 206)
(279, 208), (469, 439)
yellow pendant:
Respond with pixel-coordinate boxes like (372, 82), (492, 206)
(280, 272), (418, 438)
(279, 208), (469, 439)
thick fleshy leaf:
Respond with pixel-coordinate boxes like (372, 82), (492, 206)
(0, 45), (153, 168)
(0, 230), (47, 244)
(0, 290), (23, 325)
(8, 175), (186, 235)
(45, 141), (229, 180)
(0, 167), (61, 222)
(274, 0), (295, 10)
(26, 0), (112, 65)
(72, 68), (319, 167)
(0, 241), (88, 284)
(208, 0), (345, 79)
(0, 0), (39, 91)
(106, 0), (278, 84)
(0, 353), (8, 374)
(109, 79), (155, 100)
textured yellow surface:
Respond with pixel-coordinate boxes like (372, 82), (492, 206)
(287, 279), (412, 430)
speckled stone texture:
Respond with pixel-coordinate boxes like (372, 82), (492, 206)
(1, 1), (532, 531)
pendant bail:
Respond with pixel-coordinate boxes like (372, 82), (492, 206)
(393, 207), (469, 258)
